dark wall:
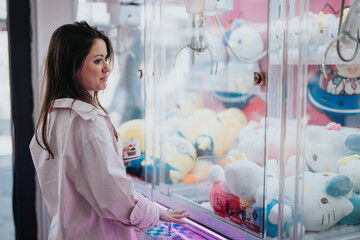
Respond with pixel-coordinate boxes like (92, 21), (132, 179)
(7, 0), (37, 239)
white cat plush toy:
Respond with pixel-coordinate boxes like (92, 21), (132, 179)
(305, 124), (347, 173)
(285, 172), (354, 232)
(226, 19), (264, 94)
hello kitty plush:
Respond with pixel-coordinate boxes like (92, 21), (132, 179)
(304, 124), (347, 173)
(339, 154), (360, 194)
(345, 134), (360, 156)
(309, 11), (339, 60)
(285, 172), (354, 232)
(234, 118), (297, 167)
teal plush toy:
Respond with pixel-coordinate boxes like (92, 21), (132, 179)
(338, 192), (360, 225)
(251, 194), (299, 239)
(345, 134), (360, 156)
(338, 154), (360, 225)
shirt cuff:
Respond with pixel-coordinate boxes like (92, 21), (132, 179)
(129, 194), (159, 231)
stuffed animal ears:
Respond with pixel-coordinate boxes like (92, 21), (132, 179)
(231, 18), (245, 30)
(345, 134), (360, 155)
(223, 18), (246, 46)
(326, 175), (353, 197)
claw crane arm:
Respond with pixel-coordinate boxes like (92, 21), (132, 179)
(175, 0), (233, 75)
(322, 0), (360, 78)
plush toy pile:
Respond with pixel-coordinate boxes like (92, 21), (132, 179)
(270, 10), (346, 64)
(206, 119), (360, 238)
(118, 104), (248, 185)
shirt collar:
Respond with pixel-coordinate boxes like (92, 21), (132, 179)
(52, 98), (106, 121)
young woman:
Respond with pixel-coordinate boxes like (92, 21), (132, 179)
(29, 21), (188, 240)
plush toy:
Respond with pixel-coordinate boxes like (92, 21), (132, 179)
(311, 11), (339, 60)
(338, 191), (360, 225)
(207, 158), (263, 228)
(144, 136), (197, 184)
(234, 119), (297, 167)
(207, 165), (241, 219)
(339, 154), (360, 194)
(165, 115), (185, 137)
(345, 134), (360, 156)
(211, 18), (264, 109)
(170, 92), (204, 117)
(194, 108), (247, 156)
(234, 121), (266, 165)
(208, 155), (290, 235)
(226, 19), (263, 93)
(336, 138), (360, 225)
(177, 108), (216, 144)
(118, 119), (145, 178)
(304, 124), (347, 173)
(222, 159), (264, 201)
(252, 192), (300, 239)
(285, 172), (354, 232)
(182, 159), (213, 185)
(287, 16), (301, 61)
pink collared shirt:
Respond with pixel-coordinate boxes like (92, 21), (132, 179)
(29, 98), (159, 240)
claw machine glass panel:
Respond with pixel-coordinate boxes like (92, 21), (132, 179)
(270, 0), (360, 239)
(145, 0), (269, 238)
(78, 0), (151, 193)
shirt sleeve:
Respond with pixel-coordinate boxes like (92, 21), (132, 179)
(74, 123), (159, 232)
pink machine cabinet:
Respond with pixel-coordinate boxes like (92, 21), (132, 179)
(82, 0), (360, 239)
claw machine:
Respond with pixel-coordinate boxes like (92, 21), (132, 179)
(144, 0), (360, 239)
(144, 0), (268, 238)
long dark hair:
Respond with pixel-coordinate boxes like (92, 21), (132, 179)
(35, 21), (118, 159)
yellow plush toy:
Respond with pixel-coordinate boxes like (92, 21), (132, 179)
(177, 108), (216, 144)
(117, 119), (145, 178)
(195, 108), (247, 156)
(143, 136), (197, 184)
(118, 119), (145, 152)
(174, 92), (204, 117)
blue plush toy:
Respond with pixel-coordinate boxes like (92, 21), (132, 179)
(339, 135), (360, 194)
(252, 194), (297, 238)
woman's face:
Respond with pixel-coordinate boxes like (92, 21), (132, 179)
(75, 39), (110, 93)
